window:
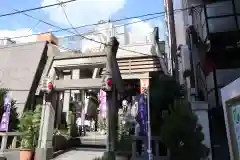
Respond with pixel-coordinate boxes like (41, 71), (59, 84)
(234, 0), (240, 14)
(208, 16), (237, 33)
(206, 1), (233, 17)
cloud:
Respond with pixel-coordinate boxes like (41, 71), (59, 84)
(0, 29), (37, 44)
(127, 18), (165, 43)
(41, 0), (125, 26)
(128, 18), (154, 43)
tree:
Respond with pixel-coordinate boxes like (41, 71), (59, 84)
(160, 101), (209, 160)
(149, 75), (184, 135)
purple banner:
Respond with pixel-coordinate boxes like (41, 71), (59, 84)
(0, 93), (11, 132)
(99, 89), (107, 118)
(138, 94), (147, 136)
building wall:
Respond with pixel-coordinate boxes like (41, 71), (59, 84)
(164, 0), (188, 76)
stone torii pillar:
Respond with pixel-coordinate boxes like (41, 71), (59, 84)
(101, 37), (124, 159)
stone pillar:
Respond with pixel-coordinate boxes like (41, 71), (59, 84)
(191, 101), (212, 160)
(36, 95), (56, 160)
(56, 92), (63, 128)
(63, 74), (71, 122)
(71, 69), (80, 102)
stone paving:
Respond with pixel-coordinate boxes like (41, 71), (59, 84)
(53, 132), (106, 160)
(53, 148), (105, 160)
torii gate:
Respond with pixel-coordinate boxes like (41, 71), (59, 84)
(34, 36), (163, 159)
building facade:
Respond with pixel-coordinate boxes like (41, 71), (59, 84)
(165, 0), (240, 159)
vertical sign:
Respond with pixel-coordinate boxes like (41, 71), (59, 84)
(231, 105), (240, 155)
(0, 93), (11, 131)
(140, 79), (149, 93)
(138, 94), (147, 135)
(99, 89), (107, 118)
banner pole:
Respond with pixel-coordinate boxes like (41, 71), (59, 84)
(146, 88), (152, 160)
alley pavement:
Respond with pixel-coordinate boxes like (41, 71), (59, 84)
(53, 148), (105, 160)
(53, 132), (106, 160)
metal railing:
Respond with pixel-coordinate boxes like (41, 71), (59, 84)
(0, 132), (22, 152)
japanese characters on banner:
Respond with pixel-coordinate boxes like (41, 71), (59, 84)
(0, 93), (11, 132)
(99, 89), (107, 118)
(140, 79), (149, 93)
(136, 94), (147, 136)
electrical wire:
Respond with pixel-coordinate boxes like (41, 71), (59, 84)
(0, 12), (165, 41)
(0, 4), (221, 55)
(61, 15), (162, 39)
(2, 2), (219, 42)
(0, 0), (78, 18)
(0, 15), (162, 56)
(56, 0), (80, 35)
(27, 21), (41, 33)
(11, 8), (77, 52)
(0, 14), (164, 55)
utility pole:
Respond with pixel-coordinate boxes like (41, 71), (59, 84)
(166, 0), (179, 82)
(101, 37), (123, 159)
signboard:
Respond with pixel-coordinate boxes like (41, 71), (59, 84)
(0, 93), (11, 131)
(140, 79), (149, 93)
(231, 104), (240, 154)
(137, 94), (147, 136)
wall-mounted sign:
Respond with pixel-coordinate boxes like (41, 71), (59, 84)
(140, 79), (149, 93)
(231, 105), (240, 157)
(231, 104), (240, 155)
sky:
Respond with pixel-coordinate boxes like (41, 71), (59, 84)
(0, 0), (165, 43)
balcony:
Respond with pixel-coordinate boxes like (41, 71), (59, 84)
(192, 0), (240, 48)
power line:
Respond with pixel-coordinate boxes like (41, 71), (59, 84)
(11, 8), (78, 52)
(0, 15), (162, 56)
(56, 0), (80, 35)
(2, 3), (210, 42)
(0, 15), (161, 48)
(0, 13), (171, 55)
(0, 14), (163, 42)
(0, 12), (165, 41)
(62, 15), (162, 39)
(0, 5), (208, 55)
(0, 0), (77, 18)
(27, 21), (41, 33)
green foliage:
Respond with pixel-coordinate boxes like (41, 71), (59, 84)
(150, 75), (184, 135)
(160, 101), (209, 160)
(18, 111), (35, 150)
(18, 106), (42, 150)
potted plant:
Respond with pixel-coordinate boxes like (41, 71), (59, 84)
(19, 106), (41, 160)
(18, 111), (35, 160)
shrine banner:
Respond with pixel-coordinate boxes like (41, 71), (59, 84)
(0, 93), (11, 132)
(99, 89), (107, 118)
(138, 94), (147, 135)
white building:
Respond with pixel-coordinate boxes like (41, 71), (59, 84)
(165, 0), (240, 159)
